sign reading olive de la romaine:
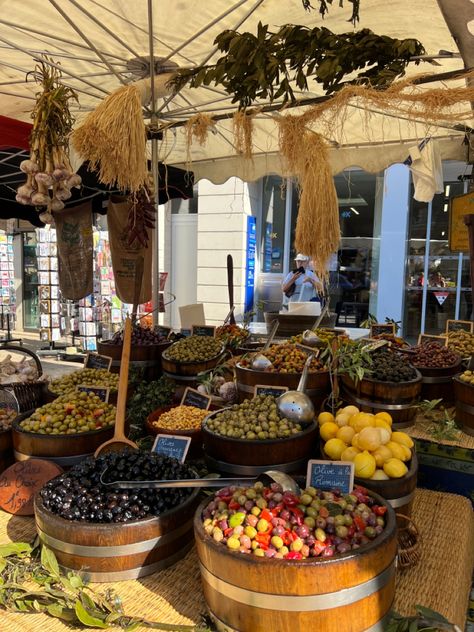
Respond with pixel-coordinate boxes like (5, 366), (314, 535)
(180, 387), (212, 410)
(306, 460), (354, 494)
(253, 385), (289, 398)
(84, 352), (112, 371)
(152, 434), (191, 464)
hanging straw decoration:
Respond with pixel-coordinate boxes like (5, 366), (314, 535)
(71, 84), (147, 193)
(233, 110), (255, 159)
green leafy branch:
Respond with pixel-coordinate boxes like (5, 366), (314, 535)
(427, 409), (461, 442)
(386, 605), (461, 632)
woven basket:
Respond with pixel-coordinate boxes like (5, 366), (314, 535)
(396, 513), (421, 569)
(0, 345), (47, 412)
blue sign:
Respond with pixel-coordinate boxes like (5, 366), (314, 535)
(152, 434), (191, 464)
(263, 221), (273, 272)
(245, 216), (257, 313)
(306, 460), (354, 494)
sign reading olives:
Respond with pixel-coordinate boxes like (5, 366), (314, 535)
(306, 459), (354, 494)
(180, 387), (212, 410)
(191, 325), (216, 337)
(77, 385), (110, 403)
(152, 434), (191, 464)
(253, 385), (289, 398)
(84, 352), (112, 371)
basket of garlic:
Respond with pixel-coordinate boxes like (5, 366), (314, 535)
(0, 345), (48, 412)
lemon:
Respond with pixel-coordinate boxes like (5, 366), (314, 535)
(335, 413), (351, 427)
(378, 427), (391, 445)
(390, 431), (414, 449)
(341, 446), (361, 462)
(351, 433), (360, 448)
(343, 405), (359, 417)
(372, 445), (393, 468)
(374, 418), (392, 432)
(320, 422), (339, 441)
(337, 425), (355, 445)
(358, 427), (382, 451)
(398, 444), (412, 462)
(383, 458), (408, 478)
(386, 441), (406, 462)
(375, 411), (393, 426)
(353, 451), (376, 479)
(370, 469), (390, 480)
(350, 413), (376, 433)
(324, 438), (347, 460)
(318, 411), (335, 426)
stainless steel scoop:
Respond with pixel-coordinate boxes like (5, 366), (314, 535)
(251, 319), (279, 370)
(276, 353), (315, 424)
(301, 329), (323, 347)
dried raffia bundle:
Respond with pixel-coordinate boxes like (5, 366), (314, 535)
(71, 84), (147, 193)
(184, 113), (214, 169)
(233, 110), (254, 159)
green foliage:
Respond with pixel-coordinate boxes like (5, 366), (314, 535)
(302, 0), (360, 26)
(386, 605), (459, 631)
(127, 377), (175, 439)
(427, 409), (460, 442)
(326, 340), (373, 383)
(171, 23), (424, 108)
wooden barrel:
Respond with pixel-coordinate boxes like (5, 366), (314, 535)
(235, 364), (330, 413)
(161, 347), (225, 390)
(0, 428), (13, 474)
(195, 490), (397, 632)
(202, 411), (318, 475)
(340, 371), (422, 429)
(415, 358), (461, 404)
(35, 489), (200, 582)
(453, 375), (474, 436)
(97, 340), (172, 381)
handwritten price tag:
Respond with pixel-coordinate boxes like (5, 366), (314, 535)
(0, 459), (63, 515)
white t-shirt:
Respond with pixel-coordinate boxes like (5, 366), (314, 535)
(282, 270), (319, 304)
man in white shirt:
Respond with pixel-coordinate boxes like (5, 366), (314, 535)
(282, 254), (323, 306)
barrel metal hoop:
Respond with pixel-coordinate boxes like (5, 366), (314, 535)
(162, 371), (201, 382)
(237, 383), (324, 396)
(387, 490), (415, 509)
(112, 359), (155, 367)
(14, 450), (91, 466)
(341, 391), (416, 411)
(36, 518), (193, 557)
(205, 455), (308, 476)
(199, 560), (395, 611)
(421, 376), (453, 384)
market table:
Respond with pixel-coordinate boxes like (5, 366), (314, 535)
(0, 488), (472, 631)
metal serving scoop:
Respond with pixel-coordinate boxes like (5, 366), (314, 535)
(99, 469), (300, 494)
(276, 353), (315, 424)
(251, 319), (279, 370)
(301, 329), (323, 347)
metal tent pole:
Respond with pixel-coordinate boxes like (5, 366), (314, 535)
(148, 0), (159, 327)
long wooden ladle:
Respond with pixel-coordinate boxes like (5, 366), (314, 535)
(94, 317), (138, 456)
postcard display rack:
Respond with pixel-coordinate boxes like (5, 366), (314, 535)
(36, 228), (64, 343)
(0, 233), (16, 333)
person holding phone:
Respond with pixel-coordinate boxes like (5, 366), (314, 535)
(282, 254), (323, 306)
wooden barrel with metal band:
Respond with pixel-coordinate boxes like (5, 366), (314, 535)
(415, 358), (461, 403)
(194, 491), (397, 632)
(340, 371), (422, 429)
(34, 488), (200, 582)
(453, 375), (474, 435)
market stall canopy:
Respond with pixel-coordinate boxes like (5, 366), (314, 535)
(0, 0), (471, 183)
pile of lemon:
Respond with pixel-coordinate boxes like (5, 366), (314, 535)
(318, 406), (414, 480)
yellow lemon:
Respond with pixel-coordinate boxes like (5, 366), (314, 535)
(358, 427), (382, 451)
(318, 411), (335, 426)
(398, 444), (412, 462)
(351, 432), (360, 448)
(374, 418), (392, 432)
(353, 451), (376, 479)
(335, 413), (351, 427)
(375, 411), (393, 426)
(343, 405), (360, 417)
(390, 431), (414, 449)
(324, 438), (347, 460)
(341, 446), (361, 462)
(350, 413), (376, 433)
(372, 445), (393, 468)
(378, 427), (391, 445)
(320, 422), (339, 441)
(386, 441), (406, 462)
(370, 469), (390, 481)
(337, 425), (355, 445)
(383, 458), (408, 479)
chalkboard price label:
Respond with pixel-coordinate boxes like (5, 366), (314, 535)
(0, 459), (63, 515)
(180, 387), (212, 410)
(157, 325), (171, 338)
(84, 352), (112, 371)
(180, 328), (192, 337)
(445, 319), (474, 334)
(417, 334), (447, 347)
(306, 459), (354, 494)
(254, 384), (289, 398)
(192, 324), (216, 337)
(77, 385), (110, 403)
(370, 323), (395, 337)
(152, 434), (192, 464)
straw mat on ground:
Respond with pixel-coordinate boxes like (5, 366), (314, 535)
(406, 412), (474, 449)
(0, 489), (472, 630)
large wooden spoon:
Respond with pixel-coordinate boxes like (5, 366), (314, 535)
(94, 317), (138, 456)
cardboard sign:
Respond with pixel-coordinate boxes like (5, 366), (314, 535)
(77, 385), (110, 403)
(417, 334), (447, 347)
(84, 352), (112, 371)
(445, 319), (474, 334)
(0, 459), (63, 515)
(254, 384), (289, 398)
(306, 460), (354, 494)
(370, 323), (396, 337)
(192, 324), (216, 337)
(180, 387), (212, 410)
(449, 192), (473, 252)
(157, 325), (172, 338)
(152, 434), (191, 464)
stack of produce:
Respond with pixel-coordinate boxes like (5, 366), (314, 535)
(40, 450), (197, 523)
(446, 330), (474, 357)
(411, 342), (460, 368)
(201, 482), (388, 558)
(458, 370), (474, 385)
(149, 405), (208, 431)
(0, 408), (17, 431)
(215, 324), (250, 349)
(49, 368), (119, 395)
(205, 395), (303, 440)
(107, 324), (169, 346)
(239, 343), (323, 373)
(164, 336), (223, 362)
(319, 405), (413, 480)
(363, 348), (417, 382)
(18, 392), (116, 435)
(0, 354), (40, 383)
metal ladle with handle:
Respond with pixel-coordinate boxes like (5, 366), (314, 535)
(276, 353), (315, 424)
(301, 303), (329, 347)
(251, 318), (280, 370)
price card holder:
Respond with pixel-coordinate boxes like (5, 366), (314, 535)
(306, 460), (354, 495)
(445, 319), (474, 334)
(84, 352), (113, 371)
(180, 328), (192, 337)
(157, 325), (172, 338)
(77, 385), (110, 403)
(296, 344), (319, 357)
(417, 334), (447, 347)
(192, 324), (216, 337)
(180, 387), (212, 410)
(370, 323), (395, 337)
(254, 384), (289, 398)
(361, 339), (389, 353)
(152, 434), (192, 464)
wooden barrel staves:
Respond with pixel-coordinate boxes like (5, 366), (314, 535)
(416, 358), (462, 404)
(97, 340), (172, 381)
(340, 371), (422, 429)
(194, 492), (397, 632)
(0, 429), (13, 474)
(34, 489), (200, 582)
(453, 376), (474, 436)
(161, 347), (225, 390)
